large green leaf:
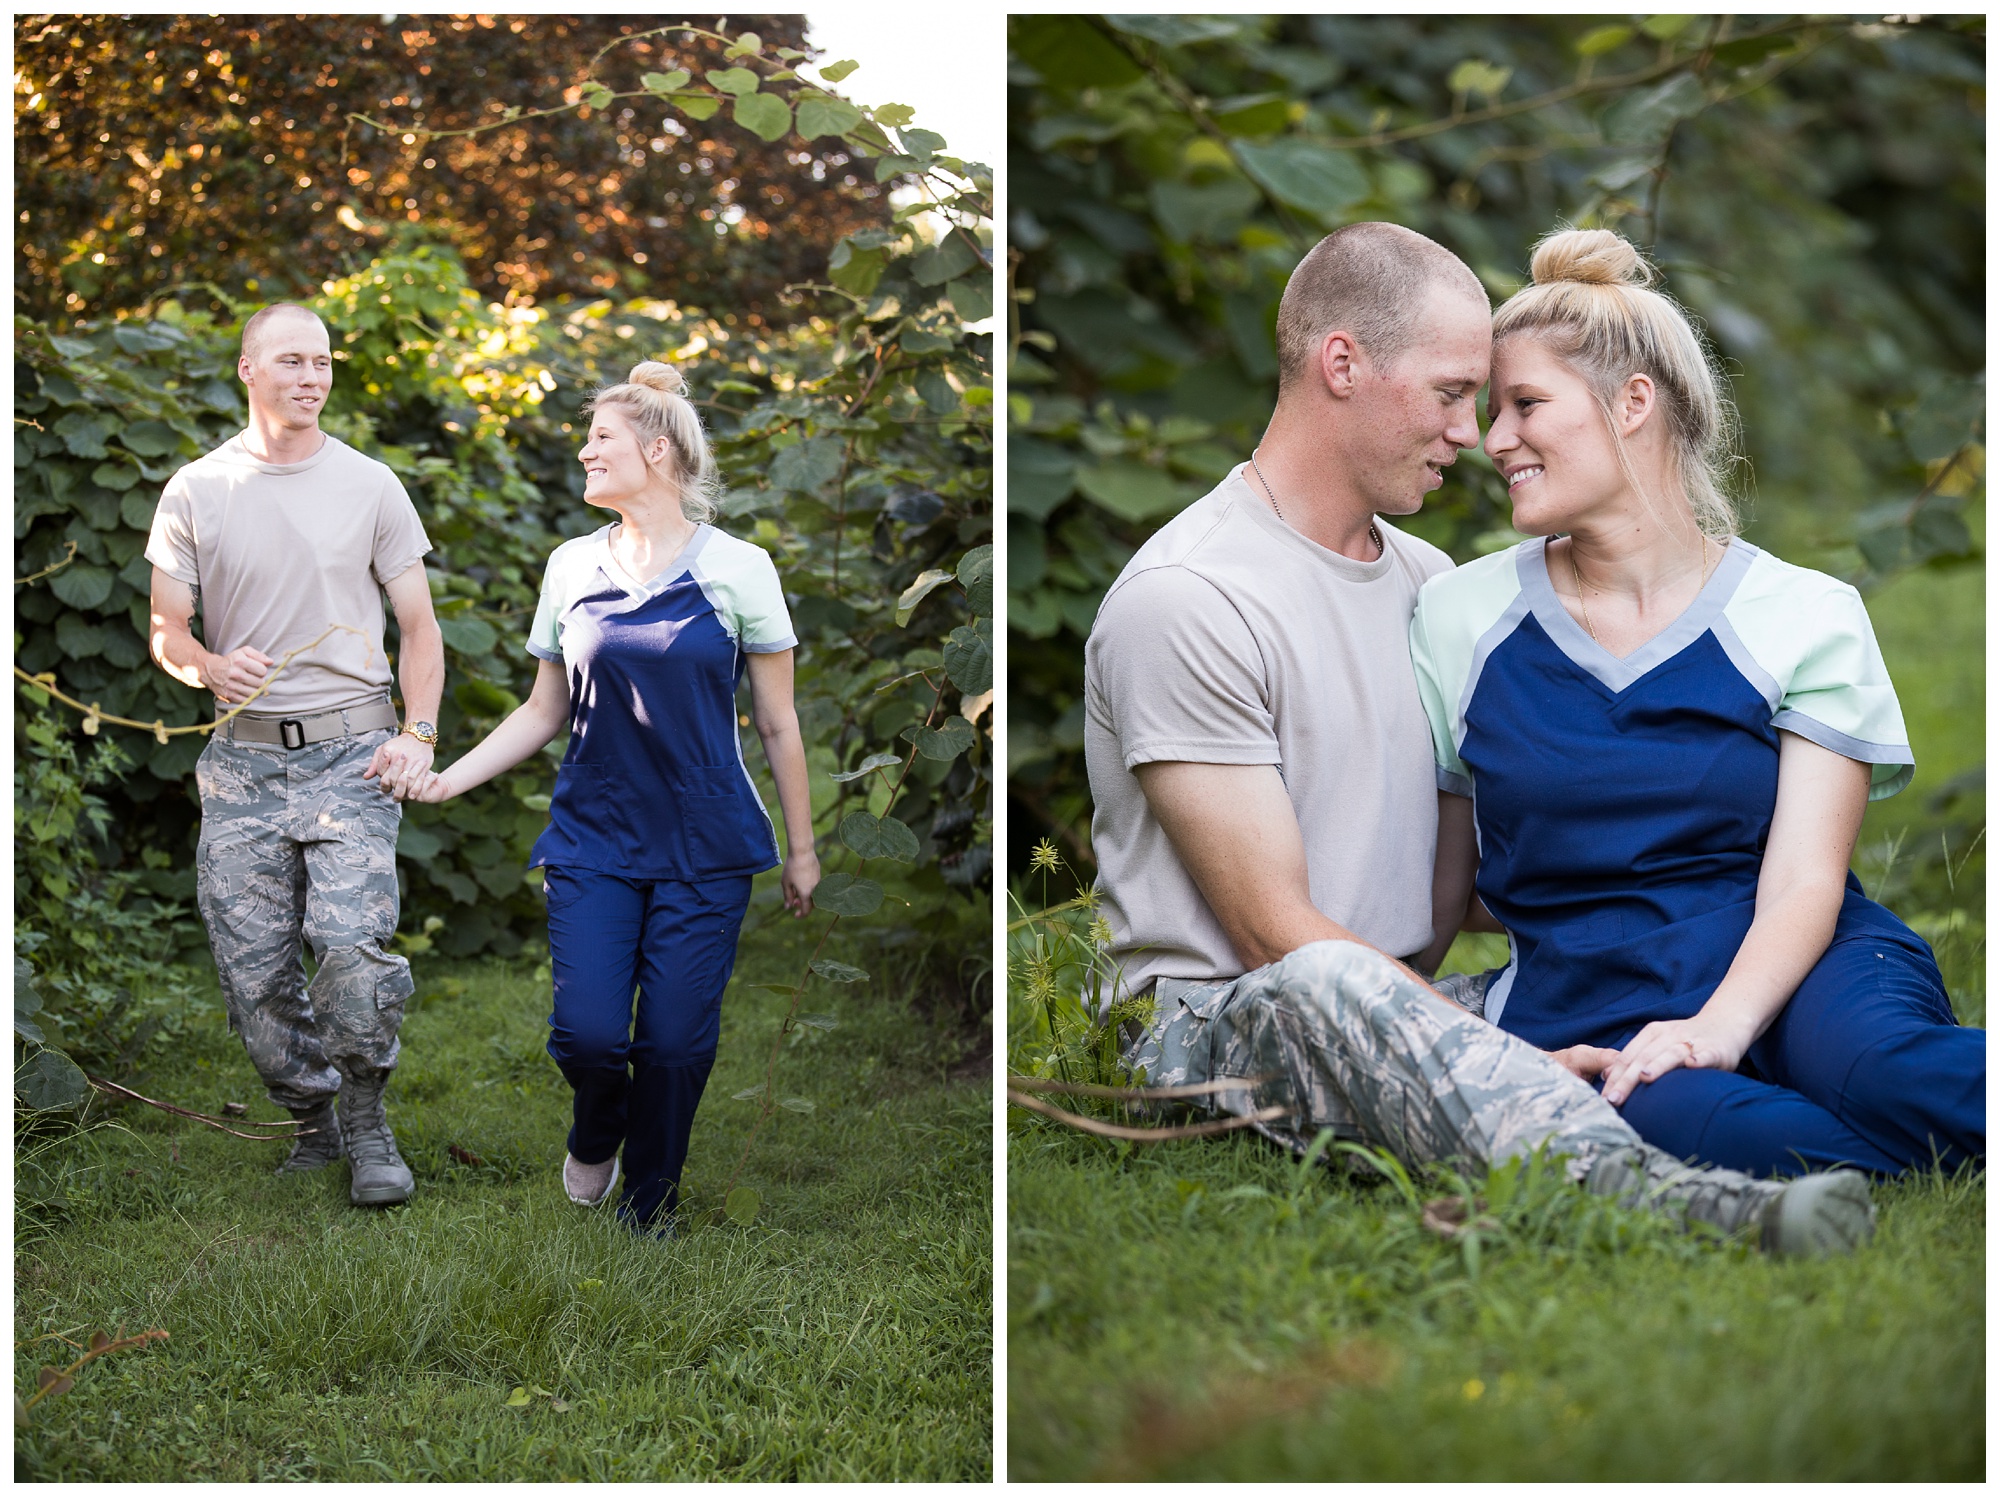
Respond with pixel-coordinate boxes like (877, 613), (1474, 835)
(901, 715), (976, 761)
(15, 1046), (89, 1111)
(439, 616), (499, 656)
(911, 236), (980, 287)
(813, 872), (885, 917)
(957, 544), (994, 616)
(943, 623), (992, 694)
(1232, 138), (1370, 220)
(840, 811), (920, 862)
(48, 564), (116, 611)
(1075, 460), (1197, 524)
(945, 274), (993, 323)
(705, 67), (761, 96)
(796, 95), (863, 140)
(117, 419), (183, 457)
(733, 91), (792, 143)
(770, 436), (844, 493)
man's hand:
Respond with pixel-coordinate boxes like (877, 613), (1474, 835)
(1547, 1044), (1622, 1083)
(363, 733), (436, 800)
(780, 849), (821, 917)
(202, 645), (276, 705)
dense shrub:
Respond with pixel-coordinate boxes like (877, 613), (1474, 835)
(1005, 14), (1984, 884)
(15, 226), (990, 973)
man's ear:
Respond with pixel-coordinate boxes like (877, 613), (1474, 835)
(1318, 329), (1362, 399)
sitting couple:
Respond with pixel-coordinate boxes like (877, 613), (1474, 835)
(1085, 222), (1984, 1254)
(147, 302), (817, 1235)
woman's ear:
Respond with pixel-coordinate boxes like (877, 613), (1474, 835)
(1618, 372), (1658, 436)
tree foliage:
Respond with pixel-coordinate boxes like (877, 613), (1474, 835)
(15, 28), (993, 1092)
(16, 14), (893, 324)
(1006, 13), (1984, 878)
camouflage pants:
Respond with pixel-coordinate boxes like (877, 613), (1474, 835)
(194, 728), (411, 1111)
(1127, 940), (1640, 1182)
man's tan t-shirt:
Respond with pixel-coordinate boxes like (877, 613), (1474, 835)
(1084, 466), (1454, 1000)
(145, 432), (431, 717)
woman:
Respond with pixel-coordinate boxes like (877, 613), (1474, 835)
(411, 360), (819, 1234)
(1413, 228), (1983, 1179)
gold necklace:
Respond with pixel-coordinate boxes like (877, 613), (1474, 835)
(1248, 449), (1382, 559)
(1568, 536), (1718, 644)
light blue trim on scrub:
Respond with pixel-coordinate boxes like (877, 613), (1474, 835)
(1515, 536), (1758, 696)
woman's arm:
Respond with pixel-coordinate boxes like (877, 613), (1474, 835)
(1599, 731), (1870, 1104)
(745, 649), (821, 916)
(408, 658), (571, 802)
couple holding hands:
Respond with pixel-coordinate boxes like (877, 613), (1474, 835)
(146, 302), (816, 1234)
(1088, 222), (1983, 1252)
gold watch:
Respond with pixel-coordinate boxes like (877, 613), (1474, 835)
(401, 720), (439, 746)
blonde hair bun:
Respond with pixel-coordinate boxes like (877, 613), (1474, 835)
(1530, 228), (1655, 289)
(627, 360), (689, 396)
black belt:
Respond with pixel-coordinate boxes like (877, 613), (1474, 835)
(215, 700), (399, 749)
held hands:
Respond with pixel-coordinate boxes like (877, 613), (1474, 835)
(399, 767), (458, 804)
(363, 735), (437, 801)
(780, 849), (821, 918)
(202, 645), (275, 704)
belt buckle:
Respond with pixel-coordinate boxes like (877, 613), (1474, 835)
(278, 718), (307, 750)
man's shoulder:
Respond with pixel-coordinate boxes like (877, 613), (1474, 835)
(1379, 519), (1455, 582)
(1099, 475), (1259, 609)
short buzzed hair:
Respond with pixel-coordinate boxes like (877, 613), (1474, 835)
(1274, 222), (1488, 390)
(240, 302), (324, 361)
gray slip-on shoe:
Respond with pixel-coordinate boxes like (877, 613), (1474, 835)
(563, 1151), (621, 1207)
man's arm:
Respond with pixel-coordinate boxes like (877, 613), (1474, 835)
(1133, 759), (1441, 992)
(148, 566), (272, 703)
(1415, 789), (1478, 975)
(363, 564), (445, 797)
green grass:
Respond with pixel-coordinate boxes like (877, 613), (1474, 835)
(15, 917), (991, 1481)
(1007, 1125), (1983, 1480)
(1009, 558), (1984, 1481)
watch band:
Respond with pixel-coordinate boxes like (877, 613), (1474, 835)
(401, 720), (439, 745)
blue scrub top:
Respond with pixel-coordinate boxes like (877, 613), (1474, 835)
(524, 522), (798, 881)
(1412, 537), (1921, 1052)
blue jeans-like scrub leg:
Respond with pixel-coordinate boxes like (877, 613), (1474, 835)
(543, 866), (753, 1229)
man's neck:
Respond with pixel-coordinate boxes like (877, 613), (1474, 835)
(240, 417), (326, 466)
(1251, 404), (1382, 561)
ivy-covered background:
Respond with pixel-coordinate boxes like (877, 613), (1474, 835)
(1006, 14), (1983, 926)
(15, 20), (992, 1083)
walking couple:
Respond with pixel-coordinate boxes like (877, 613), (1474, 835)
(145, 302), (818, 1234)
(1086, 222), (1984, 1252)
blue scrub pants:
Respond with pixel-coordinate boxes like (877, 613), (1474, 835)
(542, 867), (752, 1228)
(1610, 932), (1985, 1178)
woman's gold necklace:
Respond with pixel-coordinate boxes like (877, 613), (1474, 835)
(1249, 449), (1382, 559)
(1568, 537), (1717, 644)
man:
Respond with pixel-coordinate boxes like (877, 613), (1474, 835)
(1082, 223), (1873, 1254)
(146, 301), (444, 1207)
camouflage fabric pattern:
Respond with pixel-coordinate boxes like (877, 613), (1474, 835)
(195, 728), (412, 1111)
(1128, 939), (1637, 1182)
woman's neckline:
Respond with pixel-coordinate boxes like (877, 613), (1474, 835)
(1519, 534), (1756, 695)
(600, 520), (709, 592)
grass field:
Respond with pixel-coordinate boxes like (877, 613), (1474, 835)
(1007, 554), (1984, 1480)
(15, 917), (991, 1481)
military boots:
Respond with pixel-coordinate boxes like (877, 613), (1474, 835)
(275, 1098), (344, 1174)
(1584, 1143), (1875, 1256)
(337, 1065), (414, 1206)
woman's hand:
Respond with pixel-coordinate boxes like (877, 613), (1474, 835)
(404, 768), (458, 804)
(780, 849), (820, 917)
(1599, 1015), (1754, 1106)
